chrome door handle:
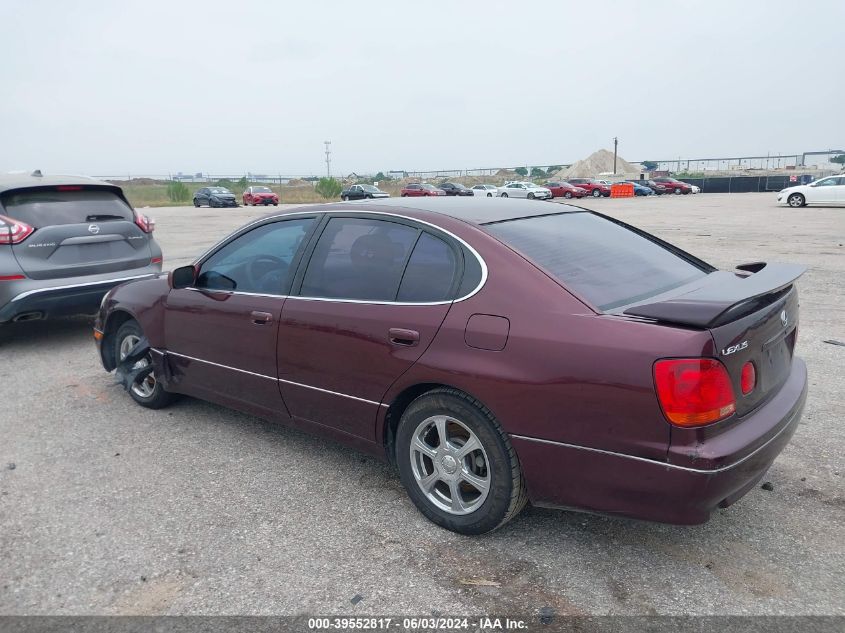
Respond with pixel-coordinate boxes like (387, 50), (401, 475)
(251, 311), (273, 324)
(389, 328), (419, 346)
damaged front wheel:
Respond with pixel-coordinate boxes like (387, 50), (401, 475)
(115, 321), (174, 409)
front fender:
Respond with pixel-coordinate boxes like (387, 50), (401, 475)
(97, 274), (170, 369)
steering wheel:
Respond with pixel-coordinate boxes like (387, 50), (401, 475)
(245, 255), (288, 293)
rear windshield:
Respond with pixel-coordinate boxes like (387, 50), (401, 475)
(485, 212), (708, 310)
(1, 188), (134, 228)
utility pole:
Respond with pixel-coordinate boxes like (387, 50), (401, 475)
(613, 137), (618, 174)
(324, 141), (332, 177)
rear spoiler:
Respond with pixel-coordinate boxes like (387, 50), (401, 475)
(623, 262), (806, 328)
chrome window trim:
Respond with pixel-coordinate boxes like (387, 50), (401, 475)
(189, 209), (488, 306)
(10, 273), (157, 303)
(164, 350), (387, 408)
(510, 409), (799, 475)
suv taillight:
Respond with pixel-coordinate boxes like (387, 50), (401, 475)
(0, 214), (34, 244)
(134, 213), (155, 233)
(653, 358), (736, 427)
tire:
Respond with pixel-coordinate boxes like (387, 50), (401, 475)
(501, 192), (508, 198)
(365, 194), (373, 199)
(396, 388), (528, 535)
(401, 193), (408, 197)
(592, 189), (601, 198)
(487, 193), (492, 197)
(674, 187), (681, 194)
(114, 321), (174, 410)
(341, 195), (347, 201)
(527, 192), (535, 200)
(787, 193), (806, 208)
(564, 192), (572, 199)
(193, 198), (200, 208)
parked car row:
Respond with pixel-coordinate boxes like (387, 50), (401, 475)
(192, 176), (701, 209)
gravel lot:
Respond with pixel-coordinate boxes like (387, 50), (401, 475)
(1, 193), (843, 616)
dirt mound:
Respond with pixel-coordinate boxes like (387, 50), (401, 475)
(553, 149), (640, 179)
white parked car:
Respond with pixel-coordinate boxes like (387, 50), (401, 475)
(471, 184), (499, 197)
(690, 184), (701, 194)
(777, 175), (845, 207)
(497, 181), (553, 200)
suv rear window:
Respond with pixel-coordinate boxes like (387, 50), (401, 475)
(485, 212), (708, 310)
(1, 188), (134, 228)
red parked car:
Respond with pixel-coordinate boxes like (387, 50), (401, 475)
(544, 181), (588, 199)
(566, 178), (611, 198)
(400, 183), (446, 197)
(653, 177), (693, 194)
(95, 198), (807, 535)
(243, 186), (279, 206)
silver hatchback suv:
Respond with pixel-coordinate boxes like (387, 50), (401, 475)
(0, 172), (162, 324)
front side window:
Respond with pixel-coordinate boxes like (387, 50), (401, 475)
(300, 217), (419, 301)
(486, 212), (708, 311)
(197, 218), (315, 295)
(814, 178), (836, 187)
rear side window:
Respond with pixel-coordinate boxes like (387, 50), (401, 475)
(1, 188), (134, 228)
(397, 232), (458, 302)
(485, 212), (708, 310)
(301, 217), (418, 301)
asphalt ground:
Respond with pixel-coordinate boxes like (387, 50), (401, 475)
(1, 193), (843, 615)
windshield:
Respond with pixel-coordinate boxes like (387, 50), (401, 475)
(253, 187), (272, 193)
(485, 212), (708, 310)
(421, 184), (437, 190)
(209, 188), (231, 194)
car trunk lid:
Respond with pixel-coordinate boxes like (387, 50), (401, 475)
(2, 186), (153, 280)
(623, 262), (804, 415)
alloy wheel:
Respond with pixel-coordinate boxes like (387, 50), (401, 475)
(409, 415), (491, 515)
(788, 194), (805, 208)
(119, 334), (156, 399)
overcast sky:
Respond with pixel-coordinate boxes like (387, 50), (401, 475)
(1, 0), (842, 176)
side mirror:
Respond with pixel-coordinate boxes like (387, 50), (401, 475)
(171, 265), (197, 289)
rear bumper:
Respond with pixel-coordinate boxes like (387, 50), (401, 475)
(511, 358), (807, 524)
(0, 269), (159, 323)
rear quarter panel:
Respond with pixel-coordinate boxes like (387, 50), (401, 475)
(381, 215), (715, 461)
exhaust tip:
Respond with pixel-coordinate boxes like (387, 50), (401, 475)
(12, 311), (44, 322)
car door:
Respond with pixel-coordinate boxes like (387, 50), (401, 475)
(277, 214), (462, 441)
(807, 176), (838, 203)
(196, 188), (207, 205)
(164, 215), (318, 419)
(835, 176), (845, 202)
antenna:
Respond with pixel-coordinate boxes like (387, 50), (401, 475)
(324, 141), (332, 177)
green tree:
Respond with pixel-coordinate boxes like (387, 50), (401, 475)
(215, 178), (235, 190)
(315, 177), (342, 199)
(237, 176), (249, 190)
(547, 165), (563, 174)
(530, 167), (546, 178)
(514, 167), (528, 176)
(831, 154), (845, 166)
(166, 180), (190, 203)
(642, 160), (658, 171)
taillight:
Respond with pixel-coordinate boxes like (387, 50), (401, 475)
(741, 362), (756, 395)
(653, 358), (736, 427)
(135, 213), (155, 233)
(151, 256), (163, 265)
(0, 214), (35, 244)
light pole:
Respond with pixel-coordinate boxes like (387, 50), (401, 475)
(613, 137), (618, 174)
(324, 141), (332, 178)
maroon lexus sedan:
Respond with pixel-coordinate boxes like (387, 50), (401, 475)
(94, 198), (807, 535)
